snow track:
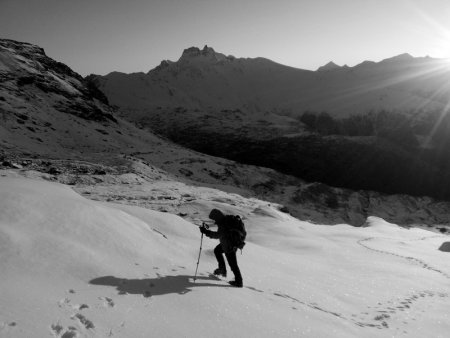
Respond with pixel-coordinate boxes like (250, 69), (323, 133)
(357, 236), (450, 280)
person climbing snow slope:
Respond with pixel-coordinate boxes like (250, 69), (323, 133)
(200, 208), (246, 288)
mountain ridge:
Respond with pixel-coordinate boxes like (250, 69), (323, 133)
(99, 46), (448, 79)
(94, 45), (450, 117)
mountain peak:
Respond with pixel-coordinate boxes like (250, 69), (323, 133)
(380, 53), (414, 63)
(317, 61), (341, 72)
(180, 45), (216, 58)
(0, 38), (46, 61)
(201, 44), (215, 55)
(178, 45), (229, 63)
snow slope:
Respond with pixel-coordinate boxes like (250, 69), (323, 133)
(1, 176), (449, 337)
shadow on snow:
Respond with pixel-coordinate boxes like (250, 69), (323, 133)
(89, 274), (228, 297)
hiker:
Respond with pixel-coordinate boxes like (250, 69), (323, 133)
(200, 209), (246, 288)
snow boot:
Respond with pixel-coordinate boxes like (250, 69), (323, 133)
(214, 268), (227, 277)
(228, 280), (243, 288)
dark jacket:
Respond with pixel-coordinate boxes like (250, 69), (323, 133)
(203, 217), (236, 253)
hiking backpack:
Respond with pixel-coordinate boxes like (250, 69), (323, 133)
(225, 215), (247, 250)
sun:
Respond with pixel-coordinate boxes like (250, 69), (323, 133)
(405, 2), (450, 61)
(434, 33), (450, 61)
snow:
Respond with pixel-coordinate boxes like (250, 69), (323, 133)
(1, 176), (449, 337)
(47, 72), (81, 95)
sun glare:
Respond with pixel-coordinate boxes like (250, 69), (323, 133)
(409, 2), (450, 60)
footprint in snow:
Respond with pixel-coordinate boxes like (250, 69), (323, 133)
(374, 314), (390, 321)
(245, 286), (264, 293)
(58, 297), (89, 311)
(76, 304), (89, 310)
(50, 323), (64, 336)
(50, 323), (78, 338)
(72, 313), (95, 329)
(58, 298), (72, 309)
(99, 297), (115, 308)
(61, 328), (78, 338)
(355, 290), (449, 329)
(0, 321), (17, 332)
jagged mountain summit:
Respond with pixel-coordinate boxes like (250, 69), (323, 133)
(150, 45), (235, 75)
(177, 45), (233, 62)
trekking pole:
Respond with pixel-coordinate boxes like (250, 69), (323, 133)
(194, 222), (209, 282)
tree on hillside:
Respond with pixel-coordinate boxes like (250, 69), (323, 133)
(299, 111), (317, 130)
(316, 112), (338, 135)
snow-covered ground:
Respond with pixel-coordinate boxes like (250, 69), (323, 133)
(1, 175), (449, 338)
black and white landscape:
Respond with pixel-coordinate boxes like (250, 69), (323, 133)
(1, 1), (450, 337)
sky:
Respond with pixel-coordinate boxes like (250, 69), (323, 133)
(1, 0), (450, 76)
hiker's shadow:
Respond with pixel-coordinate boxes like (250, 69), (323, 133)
(89, 274), (227, 297)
